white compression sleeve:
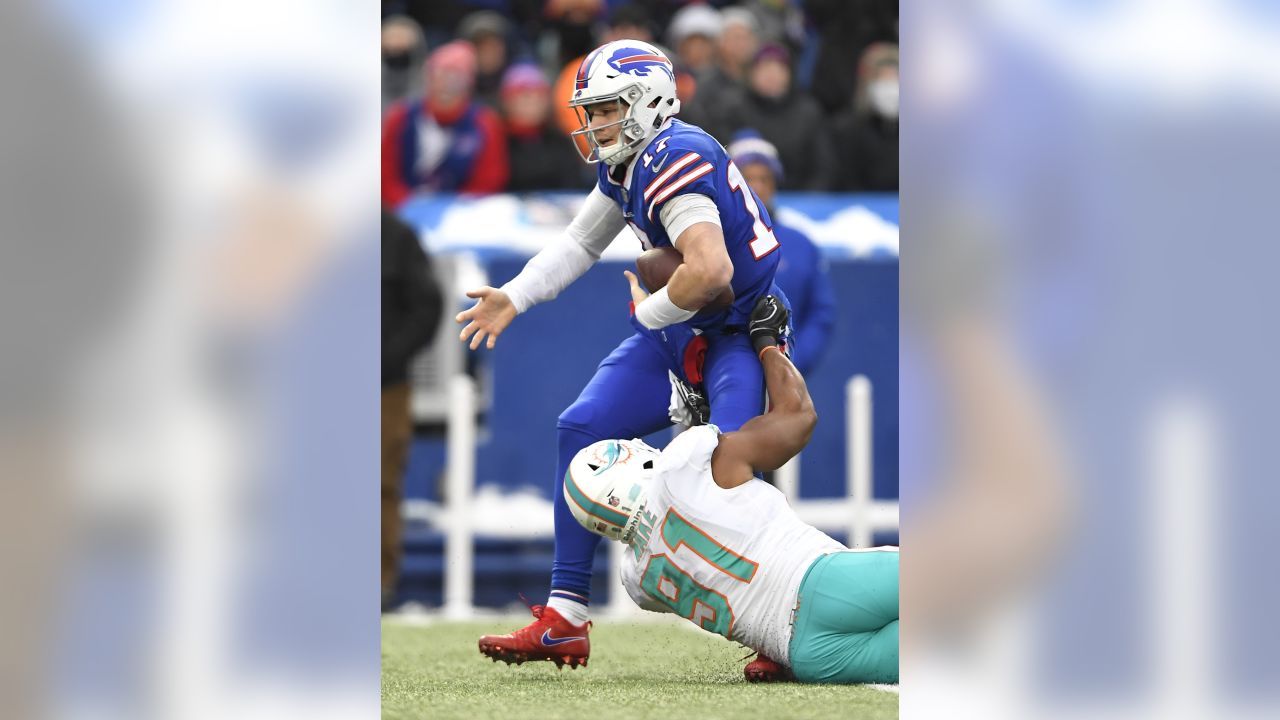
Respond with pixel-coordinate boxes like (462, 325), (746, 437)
(500, 186), (627, 313)
(658, 192), (721, 244)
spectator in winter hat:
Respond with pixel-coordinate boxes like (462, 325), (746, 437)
(459, 10), (513, 111)
(502, 63), (591, 192)
(382, 15), (427, 112)
(381, 40), (509, 206)
(717, 7), (761, 85)
(717, 45), (834, 190)
(667, 3), (722, 75)
(681, 6), (760, 140)
(831, 43), (899, 191)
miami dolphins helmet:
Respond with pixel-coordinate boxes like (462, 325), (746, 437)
(564, 438), (659, 542)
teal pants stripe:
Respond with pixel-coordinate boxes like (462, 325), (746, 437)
(788, 550), (899, 684)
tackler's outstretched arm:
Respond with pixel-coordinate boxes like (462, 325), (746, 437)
(711, 296), (816, 489)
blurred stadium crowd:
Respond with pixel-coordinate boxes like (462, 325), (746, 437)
(381, 0), (898, 205)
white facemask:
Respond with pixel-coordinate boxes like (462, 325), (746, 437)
(868, 78), (899, 119)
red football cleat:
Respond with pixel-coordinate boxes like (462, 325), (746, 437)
(478, 604), (591, 669)
(744, 652), (791, 682)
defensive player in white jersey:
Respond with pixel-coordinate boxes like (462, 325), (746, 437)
(567, 295), (898, 684)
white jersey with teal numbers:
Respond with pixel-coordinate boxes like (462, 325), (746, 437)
(618, 425), (845, 665)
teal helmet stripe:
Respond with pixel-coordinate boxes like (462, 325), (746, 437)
(565, 469), (629, 528)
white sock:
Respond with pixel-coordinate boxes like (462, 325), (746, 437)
(547, 594), (590, 626)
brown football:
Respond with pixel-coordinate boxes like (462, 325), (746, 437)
(635, 246), (735, 315)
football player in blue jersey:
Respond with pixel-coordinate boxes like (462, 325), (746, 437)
(457, 40), (791, 668)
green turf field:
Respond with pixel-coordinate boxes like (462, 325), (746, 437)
(382, 616), (898, 720)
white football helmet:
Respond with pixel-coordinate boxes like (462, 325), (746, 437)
(568, 40), (682, 166)
(564, 438), (659, 542)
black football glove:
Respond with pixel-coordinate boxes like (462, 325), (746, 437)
(749, 295), (789, 354)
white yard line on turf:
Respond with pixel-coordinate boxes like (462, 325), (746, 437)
(870, 684), (900, 694)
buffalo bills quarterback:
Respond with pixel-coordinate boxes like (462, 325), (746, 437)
(457, 40), (792, 670)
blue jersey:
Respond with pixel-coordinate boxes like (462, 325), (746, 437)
(596, 119), (781, 329)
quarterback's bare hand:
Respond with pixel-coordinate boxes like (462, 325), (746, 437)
(456, 286), (517, 350)
(623, 270), (650, 306)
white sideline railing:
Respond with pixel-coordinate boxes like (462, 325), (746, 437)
(774, 375), (898, 549)
(443, 374), (476, 619)
(440, 372), (899, 615)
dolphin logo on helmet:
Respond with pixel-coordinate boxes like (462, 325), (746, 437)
(564, 438), (659, 543)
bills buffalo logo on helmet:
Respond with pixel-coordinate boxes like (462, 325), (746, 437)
(605, 47), (674, 81)
(575, 45), (674, 91)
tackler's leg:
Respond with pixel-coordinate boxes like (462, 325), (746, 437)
(788, 549), (901, 684)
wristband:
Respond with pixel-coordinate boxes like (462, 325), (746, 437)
(752, 335), (778, 354)
(634, 286), (698, 330)
(758, 344), (780, 362)
(752, 331), (781, 354)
